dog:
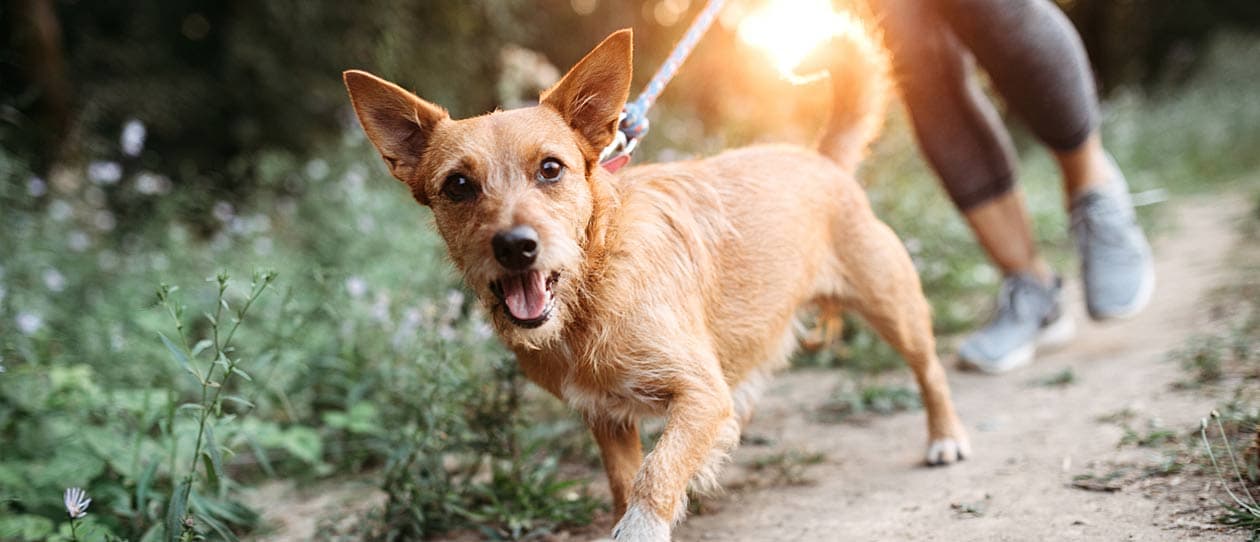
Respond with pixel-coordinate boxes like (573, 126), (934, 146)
(343, 24), (969, 541)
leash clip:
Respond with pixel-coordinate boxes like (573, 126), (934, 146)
(599, 111), (645, 173)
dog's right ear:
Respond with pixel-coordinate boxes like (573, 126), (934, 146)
(541, 29), (633, 156)
(343, 70), (448, 188)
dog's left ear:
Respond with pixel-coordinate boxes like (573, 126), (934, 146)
(541, 29), (633, 155)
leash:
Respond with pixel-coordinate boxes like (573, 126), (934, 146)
(599, 0), (727, 173)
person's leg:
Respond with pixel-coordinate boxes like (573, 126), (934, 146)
(937, 0), (1155, 320)
(867, 0), (1052, 281)
(934, 0), (1106, 197)
(870, 0), (1070, 373)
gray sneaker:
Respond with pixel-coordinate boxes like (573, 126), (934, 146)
(958, 273), (1076, 374)
(1070, 165), (1155, 321)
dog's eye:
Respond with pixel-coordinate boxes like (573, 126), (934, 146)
(537, 158), (564, 184)
(442, 174), (478, 202)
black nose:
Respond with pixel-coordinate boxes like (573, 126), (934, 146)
(492, 225), (539, 270)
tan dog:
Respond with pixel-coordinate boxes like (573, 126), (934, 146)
(344, 26), (969, 541)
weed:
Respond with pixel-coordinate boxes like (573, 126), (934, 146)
(818, 382), (921, 422)
(1033, 368), (1077, 388)
(1200, 412), (1260, 537)
(1119, 425), (1180, 448)
(1171, 335), (1226, 387)
(746, 449), (827, 486)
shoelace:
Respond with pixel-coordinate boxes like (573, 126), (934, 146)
(1072, 193), (1134, 249)
(994, 275), (1047, 324)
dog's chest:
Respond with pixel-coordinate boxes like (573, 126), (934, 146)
(560, 374), (667, 424)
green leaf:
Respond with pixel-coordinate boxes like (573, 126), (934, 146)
(0, 514), (55, 540)
(165, 479), (191, 542)
(233, 368), (253, 382)
(202, 451), (220, 493)
(222, 395), (255, 410)
(136, 459), (159, 515)
(204, 424), (225, 491)
(190, 339), (213, 358)
(158, 333), (190, 369)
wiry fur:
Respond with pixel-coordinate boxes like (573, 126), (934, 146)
(345, 25), (969, 542)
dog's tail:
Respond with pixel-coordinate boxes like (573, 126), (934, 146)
(815, 14), (891, 173)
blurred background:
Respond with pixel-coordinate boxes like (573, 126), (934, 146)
(1, 1), (1259, 541)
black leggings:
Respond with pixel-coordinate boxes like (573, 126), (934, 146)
(869, 0), (1100, 211)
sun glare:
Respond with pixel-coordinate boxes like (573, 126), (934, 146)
(736, 0), (864, 83)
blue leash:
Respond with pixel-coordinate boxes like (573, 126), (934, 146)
(600, 0), (727, 172)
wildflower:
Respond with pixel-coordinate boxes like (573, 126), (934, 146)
(212, 201), (235, 223)
(345, 276), (367, 299)
(304, 159), (330, 181)
(16, 312), (43, 335)
(64, 487), (91, 519)
(27, 176), (47, 197)
(135, 172), (171, 195)
(42, 268), (66, 292)
(49, 200), (73, 222)
(68, 231), (91, 252)
(121, 119), (146, 157)
(93, 210), (117, 231)
(87, 161), (122, 185)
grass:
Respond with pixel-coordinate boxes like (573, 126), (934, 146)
(1032, 368), (1077, 388)
(817, 381), (921, 422)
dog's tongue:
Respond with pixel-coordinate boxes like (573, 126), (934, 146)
(503, 271), (548, 321)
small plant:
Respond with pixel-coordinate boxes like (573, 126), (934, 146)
(1119, 425), (1179, 448)
(747, 449), (827, 486)
(156, 270), (277, 541)
(1200, 411), (1260, 536)
(819, 382), (921, 421)
(1033, 367), (1076, 388)
(1172, 335), (1226, 386)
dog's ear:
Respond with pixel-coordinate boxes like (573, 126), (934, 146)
(541, 29), (633, 155)
(343, 70), (448, 186)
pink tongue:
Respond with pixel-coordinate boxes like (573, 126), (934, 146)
(503, 271), (548, 320)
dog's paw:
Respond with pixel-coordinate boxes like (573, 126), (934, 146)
(926, 437), (971, 466)
(612, 504), (670, 542)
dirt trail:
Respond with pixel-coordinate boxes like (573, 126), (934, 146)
(672, 193), (1251, 541)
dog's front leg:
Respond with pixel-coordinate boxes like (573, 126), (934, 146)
(589, 417), (642, 518)
(612, 380), (733, 542)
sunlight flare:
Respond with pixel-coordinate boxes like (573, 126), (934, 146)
(736, 0), (866, 83)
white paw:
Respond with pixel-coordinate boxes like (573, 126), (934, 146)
(926, 437), (971, 465)
(612, 504), (670, 542)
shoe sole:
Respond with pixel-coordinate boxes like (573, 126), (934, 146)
(1088, 258), (1156, 321)
(958, 313), (1077, 375)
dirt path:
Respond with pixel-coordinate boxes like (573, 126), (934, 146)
(672, 194), (1251, 541)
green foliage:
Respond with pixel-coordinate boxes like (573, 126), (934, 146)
(1033, 368), (1078, 388)
(819, 381), (922, 422)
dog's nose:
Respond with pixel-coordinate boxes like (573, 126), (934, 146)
(492, 225), (540, 270)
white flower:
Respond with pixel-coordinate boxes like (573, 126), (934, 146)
(135, 172), (170, 195)
(87, 161), (122, 185)
(49, 200), (73, 222)
(304, 159), (330, 181)
(212, 201), (235, 223)
(94, 210), (117, 232)
(345, 276), (367, 299)
(16, 312), (42, 335)
(27, 176), (47, 197)
(121, 119), (146, 157)
(64, 487), (91, 519)
(42, 269), (66, 292)
(68, 231), (91, 252)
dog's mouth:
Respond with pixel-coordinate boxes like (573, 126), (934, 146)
(489, 270), (560, 328)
